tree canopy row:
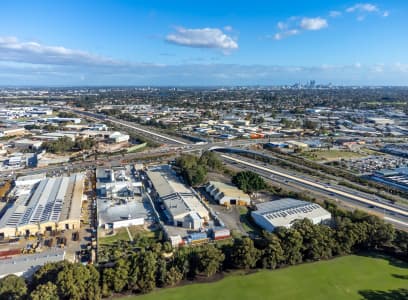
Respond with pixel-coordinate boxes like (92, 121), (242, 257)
(1, 202), (407, 300)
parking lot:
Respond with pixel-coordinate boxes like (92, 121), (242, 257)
(338, 155), (408, 174)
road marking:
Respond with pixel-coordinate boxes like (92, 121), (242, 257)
(384, 216), (408, 227)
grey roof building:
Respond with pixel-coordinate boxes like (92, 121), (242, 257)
(251, 198), (331, 232)
(146, 165), (209, 229)
(0, 250), (65, 278)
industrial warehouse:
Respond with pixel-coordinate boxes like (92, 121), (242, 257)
(251, 198), (332, 232)
(146, 165), (209, 230)
(371, 167), (408, 192)
(0, 173), (85, 238)
(96, 165), (151, 230)
(205, 181), (251, 206)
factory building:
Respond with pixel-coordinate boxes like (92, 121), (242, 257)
(0, 127), (25, 137)
(96, 167), (142, 198)
(251, 198), (331, 232)
(0, 173), (85, 238)
(147, 165), (209, 229)
(205, 181), (250, 206)
(96, 166), (148, 230)
(372, 167), (408, 192)
(0, 250), (65, 279)
(13, 139), (43, 151)
(98, 201), (147, 229)
(109, 131), (130, 143)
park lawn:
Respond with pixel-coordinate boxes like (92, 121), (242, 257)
(99, 228), (131, 245)
(99, 226), (155, 245)
(300, 150), (366, 162)
(121, 254), (408, 300)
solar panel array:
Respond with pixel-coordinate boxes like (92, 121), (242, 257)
(264, 203), (321, 221)
(2, 176), (73, 229)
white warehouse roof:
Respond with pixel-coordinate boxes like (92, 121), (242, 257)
(251, 198), (331, 232)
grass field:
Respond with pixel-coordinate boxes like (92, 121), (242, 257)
(99, 226), (155, 245)
(300, 150), (366, 162)
(120, 254), (408, 300)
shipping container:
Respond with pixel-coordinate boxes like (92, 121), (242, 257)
(189, 232), (207, 241)
(211, 227), (230, 239)
(0, 248), (21, 258)
(214, 235), (231, 241)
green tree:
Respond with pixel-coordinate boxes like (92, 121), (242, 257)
(0, 274), (27, 300)
(365, 216), (395, 249)
(136, 251), (157, 293)
(58, 111), (78, 118)
(30, 282), (58, 300)
(332, 217), (360, 255)
(101, 258), (129, 295)
(75, 138), (95, 150)
(155, 258), (167, 288)
(101, 268), (115, 297)
(127, 253), (140, 291)
(292, 219), (335, 261)
(56, 263), (100, 300)
(276, 227), (303, 265)
(43, 136), (75, 153)
(189, 164), (207, 186)
(232, 171), (267, 193)
(172, 248), (190, 279)
(199, 151), (223, 171)
(231, 237), (260, 269)
(31, 261), (68, 288)
(261, 233), (285, 269)
(165, 267), (183, 287)
(197, 244), (225, 277)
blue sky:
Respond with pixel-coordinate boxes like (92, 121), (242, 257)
(0, 0), (407, 86)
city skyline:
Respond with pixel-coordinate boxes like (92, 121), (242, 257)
(0, 0), (407, 86)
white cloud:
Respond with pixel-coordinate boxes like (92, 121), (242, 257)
(345, 3), (388, 19)
(394, 63), (408, 73)
(300, 17), (328, 30)
(329, 11), (342, 18)
(272, 3), (388, 40)
(346, 3), (378, 13)
(165, 27), (238, 51)
(224, 25), (233, 32)
(0, 57), (407, 86)
(273, 17), (327, 40)
(0, 36), (121, 66)
(274, 29), (300, 40)
(277, 21), (287, 30)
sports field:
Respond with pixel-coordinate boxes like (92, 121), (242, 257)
(121, 254), (408, 300)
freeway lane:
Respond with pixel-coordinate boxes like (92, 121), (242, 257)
(221, 154), (408, 228)
(106, 117), (188, 145)
(66, 108), (189, 145)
